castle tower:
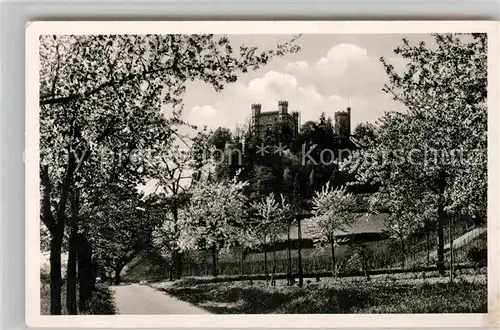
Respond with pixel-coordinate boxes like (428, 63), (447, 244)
(334, 106), (351, 139)
(251, 103), (261, 132)
(278, 100), (288, 115)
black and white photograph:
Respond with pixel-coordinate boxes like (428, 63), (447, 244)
(25, 21), (498, 328)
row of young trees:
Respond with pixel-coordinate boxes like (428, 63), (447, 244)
(150, 168), (357, 287)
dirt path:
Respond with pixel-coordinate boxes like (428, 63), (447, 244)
(112, 283), (209, 315)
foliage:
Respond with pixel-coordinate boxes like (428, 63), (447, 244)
(89, 190), (162, 280)
(208, 127), (233, 151)
(179, 178), (249, 252)
(351, 122), (377, 148)
(80, 284), (117, 315)
(307, 183), (357, 247)
(380, 33), (486, 217)
(466, 245), (487, 267)
(366, 185), (432, 268)
(341, 33), (487, 274)
(346, 243), (374, 277)
(252, 193), (291, 246)
(152, 215), (182, 265)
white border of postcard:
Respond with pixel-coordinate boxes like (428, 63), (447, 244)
(25, 20), (500, 328)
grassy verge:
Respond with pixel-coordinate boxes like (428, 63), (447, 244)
(157, 276), (487, 314)
(40, 272), (116, 315)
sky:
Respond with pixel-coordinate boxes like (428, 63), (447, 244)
(165, 34), (437, 134)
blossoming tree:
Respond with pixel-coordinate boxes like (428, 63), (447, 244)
(307, 183), (358, 274)
(341, 33), (487, 275)
(179, 178), (249, 277)
(252, 193), (291, 285)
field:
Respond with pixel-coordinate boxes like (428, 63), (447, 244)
(151, 270), (487, 314)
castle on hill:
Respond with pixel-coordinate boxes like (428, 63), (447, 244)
(250, 101), (300, 139)
(250, 100), (352, 140)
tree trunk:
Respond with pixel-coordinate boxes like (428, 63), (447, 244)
(240, 246), (245, 276)
(77, 234), (93, 312)
(49, 232), (63, 315)
(211, 245), (218, 277)
(297, 218), (303, 288)
(114, 262), (123, 285)
(449, 215), (454, 283)
(168, 263), (174, 281)
(175, 250), (183, 279)
(67, 192), (80, 315)
(436, 203), (446, 276)
(425, 221), (430, 266)
(66, 218), (78, 315)
(287, 223), (292, 285)
(400, 237), (406, 268)
(271, 246), (277, 286)
(331, 239), (336, 274)
(264, 244), (268, 279)
(47, 160), (74, 315)
(171, 202), (183, 279)
(436, 173), (447, 276)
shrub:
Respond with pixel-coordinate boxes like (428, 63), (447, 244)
(80, 284), (116, 315)
(467, 245), (487, 267)
(345, 243), (374, 279)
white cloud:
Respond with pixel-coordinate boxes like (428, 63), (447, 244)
(183, 105), (221, 129)
(315, 43), (368, 71)
(191, 105), (218, 118)
(285, 61), (309, 74)
(297, 85), (323, 104)
(300, 43), (391, 98)
(248, 71), (349, 123)
(182, 70), (349, 130)
(179, 42), (406, 133)
(248, 71), (298, 95)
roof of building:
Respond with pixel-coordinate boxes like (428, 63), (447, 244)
(281, 212), (389, 241)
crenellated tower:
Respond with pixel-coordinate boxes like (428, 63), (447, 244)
(334, 106), (351, 139)
(251, 103), (262, 133)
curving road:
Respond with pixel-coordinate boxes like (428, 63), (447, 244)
(111, 284), (209, 315)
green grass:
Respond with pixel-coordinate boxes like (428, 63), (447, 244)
(159, 277), (487, 314)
